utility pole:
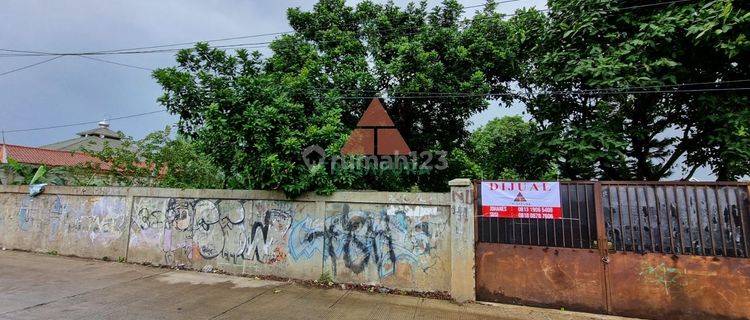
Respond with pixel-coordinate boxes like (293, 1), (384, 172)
(1, 130), (6, 185)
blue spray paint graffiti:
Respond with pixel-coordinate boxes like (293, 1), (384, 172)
(288, 215), (323, 261)
(48, 195), (67, 239)
(13, 195), (127, 246)
(17, 196), (34, 231)
(288, 204), (447, 279)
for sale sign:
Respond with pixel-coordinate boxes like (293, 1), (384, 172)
(480, 181), (562, 219)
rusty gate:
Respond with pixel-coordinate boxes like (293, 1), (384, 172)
(475, 181), (750, 320)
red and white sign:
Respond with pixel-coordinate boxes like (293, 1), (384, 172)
(481, 181), (562, 219)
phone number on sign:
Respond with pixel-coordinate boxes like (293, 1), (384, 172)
(482, 206), (562, 219)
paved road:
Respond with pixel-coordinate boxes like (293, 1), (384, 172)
(0, 250), (634, 320)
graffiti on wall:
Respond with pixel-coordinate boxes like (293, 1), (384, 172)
(452, 189), (470, 238)
(17, 196), (35, 231)
(14, 195), (127, 245)
(5, 191), (451, 289)
(288, 204), (448, 279)
(130, 198), (294, 266)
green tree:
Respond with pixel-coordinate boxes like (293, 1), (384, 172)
(469, 116), (555, 180)
(77, 127), (225, 189)
(154, 0), (521, 194)
(512, 0), (750, 180)
(140, 128), (226, 189)
(154, 45), (348, 196)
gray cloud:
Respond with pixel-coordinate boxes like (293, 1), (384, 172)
(1, 0), (544, 147)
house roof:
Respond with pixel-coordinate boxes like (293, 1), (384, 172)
(76, 126), (122, 140)
(0, 144), (107, 169)
(40, 120), (129, 153)
(41, 135), (127, 153)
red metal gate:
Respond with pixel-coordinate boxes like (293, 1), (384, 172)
(475, 181), (750, 319)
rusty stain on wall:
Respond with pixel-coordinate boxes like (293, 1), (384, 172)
(476, 243), (607, 313)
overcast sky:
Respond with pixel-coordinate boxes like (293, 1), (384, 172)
(0, 0), (546, 147)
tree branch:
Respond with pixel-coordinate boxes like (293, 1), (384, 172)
(654, 129), (690, 179)
(682, 164), (700, 181)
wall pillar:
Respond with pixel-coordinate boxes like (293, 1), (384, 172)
(449, 178), (475, 303)
(122, 189), (135, 262)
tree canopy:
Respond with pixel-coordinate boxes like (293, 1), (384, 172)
(154, 0), (521, 195)
(153, 0), (749, 196)
(468, 116), (556, 180)
(512, 0), (750, 180)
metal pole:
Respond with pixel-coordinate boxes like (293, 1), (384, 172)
(594, 182), (612, 313)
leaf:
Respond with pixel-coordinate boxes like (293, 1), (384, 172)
(29, 165), (46, 185)
(7, 157), (22, 172)
(721, 1), (733, 20)
(702, 1), (718, 9)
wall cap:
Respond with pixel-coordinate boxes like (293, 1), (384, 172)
(448, 178), (472, 187)
(0, 185), (450, 206)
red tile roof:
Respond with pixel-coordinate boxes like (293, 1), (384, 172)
(1, 144), (108, 169)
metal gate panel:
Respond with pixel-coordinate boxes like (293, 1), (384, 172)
(475, 181), (750, 319)
(476, 243), (606, 313)
(607, 252), (750, 319)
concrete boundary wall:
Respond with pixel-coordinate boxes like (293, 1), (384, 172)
(0, 182), (475, 299)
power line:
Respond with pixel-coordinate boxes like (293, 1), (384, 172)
(0, 0), (696, 59)
(609, 0), (693, 11)
(464, 0), (526, 9)
(0, 48), (48, 55)
(0, 0), (704, 78)
(3, 110), (166, 133)
(491, 0), (695, 16)
(311, 79), (750, 96)
(77, 55), (154, 71)
(320, 87), (750, 100)
(0, 55), (62, 77)
(98, 31), (292, 53)
(534, 79), (750, 94)
(3, 83), (745, 133)
(0, 34), (285, 57)
(0, 41), (274, 57)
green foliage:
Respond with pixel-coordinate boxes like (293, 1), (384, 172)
(1, 157), (66, 185)
(29, 165), (46, 185)
(153, 44), (348, 196)
(77, 127), (225, 189)
(318, 271), (334, 285)
(80, 139), (147, 186)
(468, 116), (553, 180)
(140, 128), (227, 189)
(512, 0), (750, 180)
(153, 0), (521, 196)
(151, 0), (748, 191)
